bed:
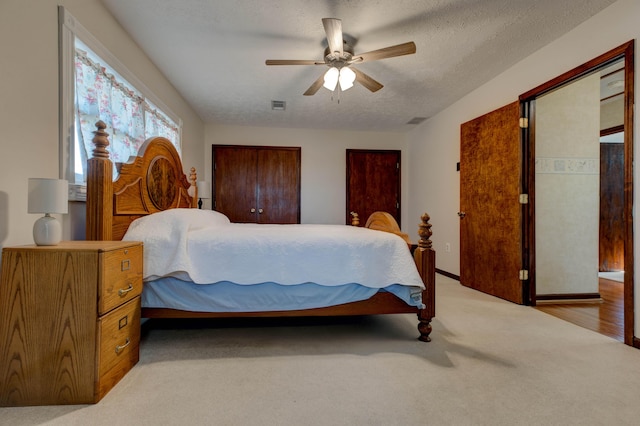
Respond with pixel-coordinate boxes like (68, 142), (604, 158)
(86, 121), (435, 341)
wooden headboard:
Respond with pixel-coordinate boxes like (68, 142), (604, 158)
(86, 121), (197, 241)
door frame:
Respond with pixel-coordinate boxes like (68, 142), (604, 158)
(519, 40), (635, 346)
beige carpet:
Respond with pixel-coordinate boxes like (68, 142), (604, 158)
(2, 274), (640, 425)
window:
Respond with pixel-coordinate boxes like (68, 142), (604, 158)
(59, 7), (182, 200)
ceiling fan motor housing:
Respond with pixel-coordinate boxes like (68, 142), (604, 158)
(324, 42), (354, 68)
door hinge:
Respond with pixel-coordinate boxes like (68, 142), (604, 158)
(519, 117), (529, 128)
(519, 270), (529, 280)
(519, 194), (529, 204)
(397, 162), (400, 170)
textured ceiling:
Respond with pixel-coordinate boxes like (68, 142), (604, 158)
(100, 0), (617, 133)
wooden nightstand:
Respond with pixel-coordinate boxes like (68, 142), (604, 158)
(0, 241), (143, 406)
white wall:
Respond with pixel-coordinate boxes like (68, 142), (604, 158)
(0, 0), (205, 249)
(406, 0), (638, 330)
(205, 124), (410, 227)
(535, 74), (600, 295)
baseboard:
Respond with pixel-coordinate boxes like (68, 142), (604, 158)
(633, 336), (640, 349)
(436, 269), (460, 281)
(535, 293), (602, 305)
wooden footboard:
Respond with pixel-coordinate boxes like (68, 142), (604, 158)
(355, 210), (435, 341)
(86, 121), (435, 341)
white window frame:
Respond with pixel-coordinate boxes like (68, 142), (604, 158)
(58, 6), (182, 200)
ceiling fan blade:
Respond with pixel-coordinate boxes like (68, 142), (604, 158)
(303, 74), (325, 96)
(322, 18), (344, 57)
(352, 41), (416, 63)
(265, 59), (325, 65)
(352, 67), (384, 92)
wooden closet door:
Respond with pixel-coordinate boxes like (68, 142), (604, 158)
(257, 148), (300, 224)
(213, 145), (300, 224)
(213, 146), (258, 223)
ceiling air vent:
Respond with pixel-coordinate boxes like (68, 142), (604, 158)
(407, 117), (427, 125)
(271, 100), (286, 111)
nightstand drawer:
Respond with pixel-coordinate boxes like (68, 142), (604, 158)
(97, 297), (140, 398)
(100, 244), (143, 314)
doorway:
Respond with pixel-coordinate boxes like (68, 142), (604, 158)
(520, 41), (634, 345)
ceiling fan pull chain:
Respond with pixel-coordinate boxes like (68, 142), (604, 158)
(331, 86), (342, 104)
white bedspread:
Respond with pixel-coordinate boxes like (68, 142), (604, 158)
(123, 209), (425, 290)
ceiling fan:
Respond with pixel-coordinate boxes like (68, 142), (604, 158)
(265, 18), (416, 96)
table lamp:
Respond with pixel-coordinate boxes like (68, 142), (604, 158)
(197, 181), (211, 209)
(28, 178), (68, 245)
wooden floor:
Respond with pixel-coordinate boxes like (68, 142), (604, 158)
(535, 278), (624, 342)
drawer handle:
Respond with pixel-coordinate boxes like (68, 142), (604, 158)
(115, 338), (131, 354)
(118, 283), (134, 297)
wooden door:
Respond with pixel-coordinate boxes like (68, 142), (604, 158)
(460, 101), (524, 304)
(600, 142), (624, 271)
(257, 148), (300, 224)
(346, 150), (400, 226)
(213, 146), (258, 222)
(213, 145), (300, 223)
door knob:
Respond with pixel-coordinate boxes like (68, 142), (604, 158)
(258, 208), (264, 214)
(250, 208), (256, 213)
(457, 211), (466, 218)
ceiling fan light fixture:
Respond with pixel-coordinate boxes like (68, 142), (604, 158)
(338, 67), (356, 91)
(323, 67), (339, 91)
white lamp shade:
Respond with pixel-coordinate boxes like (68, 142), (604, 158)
(197, 181), (211, 199)
(323, 67), (339, 91)
(28, 178), (67, 245)
(339, 67), (356, 91)
(28, 178), (68, 214)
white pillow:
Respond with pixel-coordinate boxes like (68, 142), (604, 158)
(168, 208), (230, 229)
(125, 208), (230, 239)
(189, 208), (230, 228)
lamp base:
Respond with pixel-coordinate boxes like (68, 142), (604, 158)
(33, 214), (62, 246)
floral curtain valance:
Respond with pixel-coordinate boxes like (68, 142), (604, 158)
(74, 48), (180, 179)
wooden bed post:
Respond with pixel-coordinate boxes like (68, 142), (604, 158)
(189, 167), (198, 208)
(415, 213), (435, 342)
(86, 121), (113, 241)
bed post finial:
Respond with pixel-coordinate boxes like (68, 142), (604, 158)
(350, 211), (360, 226)
(92, 120), (110, 159)
(415, 212), (435, 342)
(417, 212), (433, 249)
(189, 167), (197, 207)
(189, 167), (197, 187)
(86, 121), (113, 240)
